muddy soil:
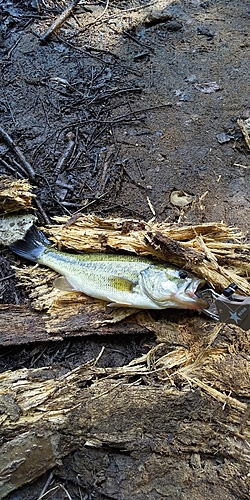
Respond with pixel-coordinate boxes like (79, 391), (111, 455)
(0, 0), (250, 498)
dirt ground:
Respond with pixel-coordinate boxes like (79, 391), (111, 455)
(0, 0), (250, 498)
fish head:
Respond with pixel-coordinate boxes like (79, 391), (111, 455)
(139, 265), (208, 310)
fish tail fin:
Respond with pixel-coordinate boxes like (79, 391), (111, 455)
(10, 225), (51, 262)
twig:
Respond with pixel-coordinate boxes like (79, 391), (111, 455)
(123, 29), (155, 52)
(3, 94), (17, 126)
(0, 274), (16, 282)
(34, 198), (52, 225)
(37, 472), (54, 500)
(59, 483), (73, 500)
(234, 163), (250, 169)
(123, 167), (147, 190)
(135, 159), (145, 179)
(68, 149), (84, 171)
(93, 346), (105, 366)
(56, 35), (140, 76)
(0, 158), (23, 179)
(93, 152), (99, 174)
(57, 35), (114, 66)
(55, 181), (74, 191)
(87, 86), (142, 104)
(84, 44), (120, 59)
(96, 145), (116, 197)
(112, 103), (172, 123)
(70, 0), (158, 36)
(75, 0), (109, 33)
(104, 0), (158, 19)
(58, 201), (83, 207)
(7, 36), (21, 59)
(54, 131), (75, 176)
(36, 486), (60, 500)
(61, 190), (112, 220)
(53, 198), (72, 215)
(0, 126), (35, 179)
(8, 156), (32, 178)
(40, 0), (80, 44)
(86, 125), (109, 151)
(78, 190), (109, 210)
(78, 104), (171, 126)
(85, 66), (95, 98)
(72, 126), (79, 158)
(146, 195), (156, 216)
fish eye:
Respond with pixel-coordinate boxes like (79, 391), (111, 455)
(179, 270), (188, 279)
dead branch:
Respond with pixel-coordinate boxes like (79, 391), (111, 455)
(40, 0), (81, 44)
(0, 127), (35, 180)
(54, 132), (75, 177)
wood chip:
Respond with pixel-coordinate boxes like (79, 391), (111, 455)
(0, 176), (34, 213)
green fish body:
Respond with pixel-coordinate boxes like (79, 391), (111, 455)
(10, 226), (207, 310)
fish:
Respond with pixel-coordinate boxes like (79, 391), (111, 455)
(10, 225), (208, 311)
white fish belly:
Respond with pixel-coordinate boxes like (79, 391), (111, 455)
(63, 272), (164, 309)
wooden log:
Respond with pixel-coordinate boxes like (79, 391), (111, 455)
(1, 331), (250, 499)
(0, 305), (51, 345)
(0, 304), (154, 346)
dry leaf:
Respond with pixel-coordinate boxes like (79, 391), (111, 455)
(170, 190), (194, 207)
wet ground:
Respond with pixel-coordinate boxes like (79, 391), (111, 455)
(0, 0), (250, 498)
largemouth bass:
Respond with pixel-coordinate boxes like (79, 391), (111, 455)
(10, 226), (208, 310)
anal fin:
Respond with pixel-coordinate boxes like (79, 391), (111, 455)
(54, 276), (76, 292)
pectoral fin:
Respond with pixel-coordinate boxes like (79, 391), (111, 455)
(54, 276), (77, 292)
(109, 276), (137, 292)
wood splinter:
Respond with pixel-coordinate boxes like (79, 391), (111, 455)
(238, 118), (250, 150)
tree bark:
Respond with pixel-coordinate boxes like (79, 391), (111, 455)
(0, 304), (154, 346)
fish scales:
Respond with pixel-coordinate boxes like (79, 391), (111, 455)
(40, 248), (151, 293)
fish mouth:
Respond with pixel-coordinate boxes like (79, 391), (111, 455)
(185, 279), (210, 310)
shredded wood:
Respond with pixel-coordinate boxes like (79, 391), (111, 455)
(1, 317), (250, 423)
(238, 118), (250, 150)
(40, 214), (250, 295)
(0, 176), (34, 213)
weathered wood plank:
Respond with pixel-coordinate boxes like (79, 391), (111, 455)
(0, 304), (153, 346)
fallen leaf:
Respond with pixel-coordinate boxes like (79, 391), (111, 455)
(170, 190), (194, 207)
